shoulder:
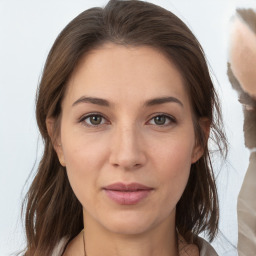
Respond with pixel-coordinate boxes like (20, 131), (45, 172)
(194, 236), (219, 256)
(52, 231), (84, 256)
(178, 233), (218, 256)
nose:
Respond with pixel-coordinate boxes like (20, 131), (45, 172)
(109, 125), (147, 170)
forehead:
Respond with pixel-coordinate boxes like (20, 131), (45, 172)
(64, 43), (190, 108)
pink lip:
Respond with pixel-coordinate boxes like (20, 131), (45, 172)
(103, 182), (153, 205)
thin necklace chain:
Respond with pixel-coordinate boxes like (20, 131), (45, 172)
(83, 230), (86, 256)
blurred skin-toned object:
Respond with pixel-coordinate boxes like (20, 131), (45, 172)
(229, 10), (256, 99)
(228, 8), (256, 256)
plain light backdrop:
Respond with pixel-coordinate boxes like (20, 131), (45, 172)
(0, 0), (255, 255)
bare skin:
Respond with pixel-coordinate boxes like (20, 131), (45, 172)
(48, 44), (205, 256)
(63, 231), (84, 256)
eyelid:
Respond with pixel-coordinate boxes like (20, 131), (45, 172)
(79, 112), (110, 127)
(146, 113), (177, 126)
(78, 112), (176, 127)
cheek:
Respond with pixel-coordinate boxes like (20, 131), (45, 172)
(161, 151), (191, 194)
(151, 135), (194, 205)
(61, 120), (109, 169)
(60, 128), (110, 205)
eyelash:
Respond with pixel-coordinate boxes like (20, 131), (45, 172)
(79, 113), (177, 128)
(79, 112), (109, 127)
(147, 113), (176, 126)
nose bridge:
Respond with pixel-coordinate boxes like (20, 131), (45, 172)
(109, 122), (146, 169)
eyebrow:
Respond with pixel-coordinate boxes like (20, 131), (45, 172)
(144, 96), (183, 107)
(72, 96), (183, 108)
(72, 96), (110, 107)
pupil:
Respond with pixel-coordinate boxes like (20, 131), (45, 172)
(90, 115), (101, 125)
(155, 116), (165, 125)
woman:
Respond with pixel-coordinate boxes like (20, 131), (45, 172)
(22, 0), (227, 255)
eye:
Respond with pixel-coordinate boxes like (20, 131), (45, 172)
(80, 114), (109, 127)
(148, 114), (176, 126)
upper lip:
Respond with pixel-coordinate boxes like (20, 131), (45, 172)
(103, 182), (153, 191)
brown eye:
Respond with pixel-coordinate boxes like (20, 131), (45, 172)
(89, 115), (102, 125)
(148, 114), (176, 126)
(81, 114), (108, 127)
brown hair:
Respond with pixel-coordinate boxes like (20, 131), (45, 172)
(22, 0), (227, 255)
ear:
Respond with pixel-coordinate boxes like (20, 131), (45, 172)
(46, 117), (66, 167)
(191, 118), (210, 164)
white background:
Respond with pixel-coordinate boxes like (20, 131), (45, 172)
(0, 0), (255, 255)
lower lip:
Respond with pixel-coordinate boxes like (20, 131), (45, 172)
(104, 189), (152, 205)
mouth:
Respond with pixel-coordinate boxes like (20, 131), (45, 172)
(103, 182), (154, 205)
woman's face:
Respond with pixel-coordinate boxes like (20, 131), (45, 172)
(52, 43), (203, 235)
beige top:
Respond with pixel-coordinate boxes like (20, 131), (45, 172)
(52, 234), (218, 256)
(237, 151), (256, 256)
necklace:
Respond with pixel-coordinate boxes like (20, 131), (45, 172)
(83, 230), (86, 256)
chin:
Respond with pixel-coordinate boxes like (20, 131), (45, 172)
(100, 211), (158, 235)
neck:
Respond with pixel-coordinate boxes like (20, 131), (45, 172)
(83, 211), (178, 256)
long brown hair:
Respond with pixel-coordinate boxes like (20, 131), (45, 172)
(22, 0), (227, 255)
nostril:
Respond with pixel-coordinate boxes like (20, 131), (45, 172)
(112, 163), (141, 169)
